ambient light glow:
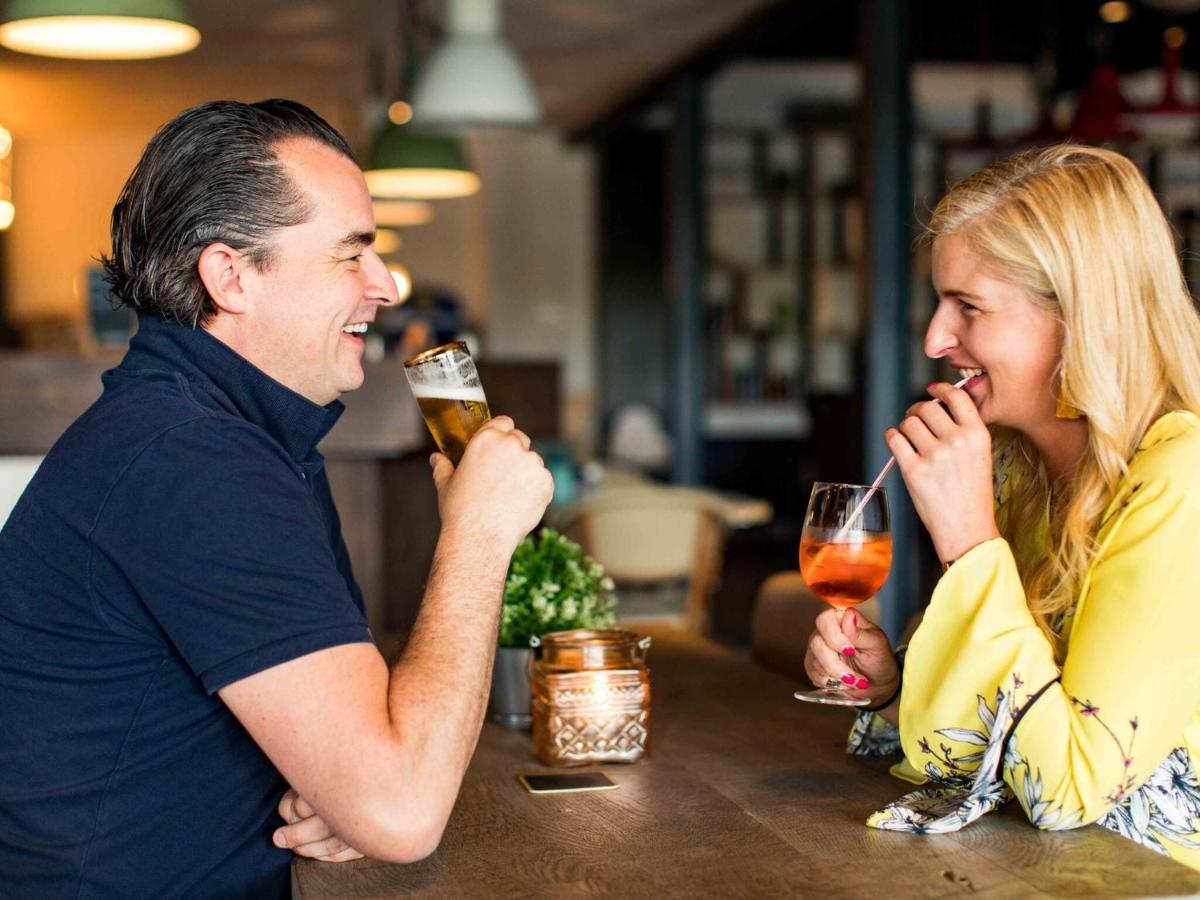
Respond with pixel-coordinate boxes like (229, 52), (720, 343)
(1099, 1), (1131, 24)
(389, 265), (412, 303)
(0, 15), (199, 59)
(365, 168), (480, 200)
(371, 199), (435, 228)
(0, 124), (12, 231)
(373, 228), (402, 255)
(388, 101), (414, 126)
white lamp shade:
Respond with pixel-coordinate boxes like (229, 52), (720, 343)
(410, 0), (540, 126)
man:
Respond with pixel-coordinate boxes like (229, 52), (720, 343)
(0, 99), (553, 898)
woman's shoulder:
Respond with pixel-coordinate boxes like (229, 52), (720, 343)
(1129, 410), (1200, 486)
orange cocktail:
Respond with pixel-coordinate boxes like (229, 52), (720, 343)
(799, 531), (892, 610)
(794, 481), (891, 706)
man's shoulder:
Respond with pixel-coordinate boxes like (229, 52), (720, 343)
(52, 367), (287, 479)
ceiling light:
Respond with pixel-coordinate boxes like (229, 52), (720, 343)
(388, 101), (414, 126)
(371, 199), (435, 228)
(365, 126), (480, 199)
(374, 228), (402, 254)
(0, 1), (200, 60)
(1099, 2), (1131, 23)
(389, 265), (413, 303)
(0, 124), (12, 231)
(411, 0), (540, 126)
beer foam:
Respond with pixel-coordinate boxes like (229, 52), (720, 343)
(410, 384), (488, 403)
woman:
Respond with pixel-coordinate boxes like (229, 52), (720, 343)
(805, 144), (1200, 866)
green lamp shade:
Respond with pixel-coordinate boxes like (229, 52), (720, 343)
(364, 125), (480, 200)
(0, 0), (200, 59)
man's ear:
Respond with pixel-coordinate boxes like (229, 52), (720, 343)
(197, 243), (248, 315)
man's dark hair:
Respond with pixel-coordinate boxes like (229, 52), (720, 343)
(101, 99), (355, 327)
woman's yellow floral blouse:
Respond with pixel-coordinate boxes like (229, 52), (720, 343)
(849, 411), (1200, 868)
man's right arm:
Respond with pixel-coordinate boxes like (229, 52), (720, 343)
(219, 417), (553, 862)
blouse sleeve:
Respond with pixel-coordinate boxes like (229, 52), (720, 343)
(869, 438), (1200, 842)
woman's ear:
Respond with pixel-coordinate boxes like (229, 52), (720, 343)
(197, 243), (247, 316)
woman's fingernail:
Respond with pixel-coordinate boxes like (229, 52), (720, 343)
(274, 831), (288, 848)
(926, 381), (937, 390)
(850, 612), (858, 627)
(842, 646), (856, 657)
(841, 673), (856, 685)
(856, 677), (870, 690)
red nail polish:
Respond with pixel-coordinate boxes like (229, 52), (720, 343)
(841, 673), (856, 685)
(856, 677), (870, 690)
(851, 612), (858, 627)
(842, 646), (856, 658)
(926, 381), (937, 390)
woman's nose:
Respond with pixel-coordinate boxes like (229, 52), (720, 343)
(924, 305), (958, 360)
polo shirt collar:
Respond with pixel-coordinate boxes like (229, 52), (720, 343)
(121, 313), (344, 464)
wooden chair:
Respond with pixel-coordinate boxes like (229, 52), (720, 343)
(556, 485), (728, 633)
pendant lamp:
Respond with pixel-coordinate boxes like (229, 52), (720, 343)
(363, 2), (480, 201)
(365, 126), (479, 200)
(371, 199), (435, 227)
(410, 0), (539, 126)
(0, 0), (200, 59)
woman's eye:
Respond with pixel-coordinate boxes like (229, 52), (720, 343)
(958, 299), (978, 315)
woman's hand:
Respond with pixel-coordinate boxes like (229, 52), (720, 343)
(804, 608), (898, 707)
(274, 788), (364, 863)
(885, 381), (999, 564)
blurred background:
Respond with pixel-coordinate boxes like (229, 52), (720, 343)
(1, 0), (1198, 649)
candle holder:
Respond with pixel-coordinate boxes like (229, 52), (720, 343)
(531, 629), (651, 767)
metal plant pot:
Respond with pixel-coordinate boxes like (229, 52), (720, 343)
(488, 646), (534, 729)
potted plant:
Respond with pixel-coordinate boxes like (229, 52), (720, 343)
(489, 528), (618, 728)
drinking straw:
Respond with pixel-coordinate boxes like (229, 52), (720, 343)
(834, 376), (971, 540)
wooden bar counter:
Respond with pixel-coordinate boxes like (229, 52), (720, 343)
(293, 626), (1200, 898)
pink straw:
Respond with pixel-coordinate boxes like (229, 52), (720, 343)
(834, 376), (971, 540)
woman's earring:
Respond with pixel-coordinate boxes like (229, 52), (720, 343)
(1055, 371), (1083, 420)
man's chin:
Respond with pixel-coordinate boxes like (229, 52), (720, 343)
(336, 366), (366, 397)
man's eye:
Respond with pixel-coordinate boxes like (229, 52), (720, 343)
(344, 254), (363, 264)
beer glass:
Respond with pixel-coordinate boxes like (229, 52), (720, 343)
(794, 481), (892, 707)
(403, 341), (491, 465)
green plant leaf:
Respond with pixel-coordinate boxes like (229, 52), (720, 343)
(498, 528), (618, 647)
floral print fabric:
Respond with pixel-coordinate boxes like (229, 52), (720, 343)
(845, 412), (1200, 870)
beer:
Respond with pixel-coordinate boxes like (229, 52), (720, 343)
(404, 341), (491, 466)
(413, 385), (491, 465)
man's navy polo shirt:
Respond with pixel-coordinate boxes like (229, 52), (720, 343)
(0, 313), (373, 898)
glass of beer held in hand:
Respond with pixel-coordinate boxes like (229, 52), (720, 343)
(403, 341), (491, 465)
(794, 481), (892, 707)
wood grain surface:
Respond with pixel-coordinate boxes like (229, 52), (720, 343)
(293, 626), (1200, 898)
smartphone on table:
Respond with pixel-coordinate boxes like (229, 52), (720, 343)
(518, 772), (618, 794)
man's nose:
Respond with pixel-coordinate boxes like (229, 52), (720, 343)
(924, 304), (958, 359)
(365, 251), (401, 306)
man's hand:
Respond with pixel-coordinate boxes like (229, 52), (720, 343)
(275, 787), (364, 863)
(430, 415), (554, 552)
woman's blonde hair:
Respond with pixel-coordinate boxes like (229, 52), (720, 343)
(927, 144), (1200, 657)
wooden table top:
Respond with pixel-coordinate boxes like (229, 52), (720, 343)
(293, 626), (1200, 898)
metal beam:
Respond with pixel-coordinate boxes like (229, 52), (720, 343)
(670, 75), (705, 486)
(860, 0), (914, 641)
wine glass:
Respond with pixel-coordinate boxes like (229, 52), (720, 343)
(794, 481), (892, 706)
